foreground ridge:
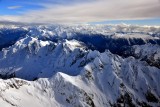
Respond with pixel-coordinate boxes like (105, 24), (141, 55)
(0, 25), (160, 107)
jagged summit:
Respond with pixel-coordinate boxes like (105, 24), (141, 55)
(0, 24), (160, 107)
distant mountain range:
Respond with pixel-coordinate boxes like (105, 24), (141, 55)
(0, 24), (160, 107)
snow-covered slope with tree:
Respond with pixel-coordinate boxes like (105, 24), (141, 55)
(0, 24), (160, 107)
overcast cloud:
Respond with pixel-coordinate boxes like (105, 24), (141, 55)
(0, 0), (160, 24)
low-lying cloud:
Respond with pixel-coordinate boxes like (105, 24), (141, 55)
(1, 0), (160, 24)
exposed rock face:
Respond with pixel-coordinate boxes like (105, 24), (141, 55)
(0, 24), (160, 107)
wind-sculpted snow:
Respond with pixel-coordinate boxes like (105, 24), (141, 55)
(0, 36), (88, 80)
(0, 49), (160, 107)
(0, 24), (160, 107)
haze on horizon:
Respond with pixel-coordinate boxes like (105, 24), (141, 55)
(0, 0), (160, 25)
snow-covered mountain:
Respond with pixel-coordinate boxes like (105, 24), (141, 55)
(0, 24), (160, 107)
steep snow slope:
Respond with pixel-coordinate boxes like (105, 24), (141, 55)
(0, 36), (87, 80)
(0, 50), (160, 107)
(122, 44), (160, 68)
(0, 24), (160, 107)
(133, 44), (160, 68)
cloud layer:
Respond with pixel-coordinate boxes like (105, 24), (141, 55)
(0, 0), (160, 24)
(7, 6), (22, 10)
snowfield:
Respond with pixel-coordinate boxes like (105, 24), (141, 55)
(0, 24), (160, 107)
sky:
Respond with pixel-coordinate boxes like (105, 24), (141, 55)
(0, 0), (160, 25)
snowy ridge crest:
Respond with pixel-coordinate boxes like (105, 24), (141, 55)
(0, 25), (160, 107)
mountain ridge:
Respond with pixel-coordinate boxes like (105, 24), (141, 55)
(0, 24), (160, 107)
